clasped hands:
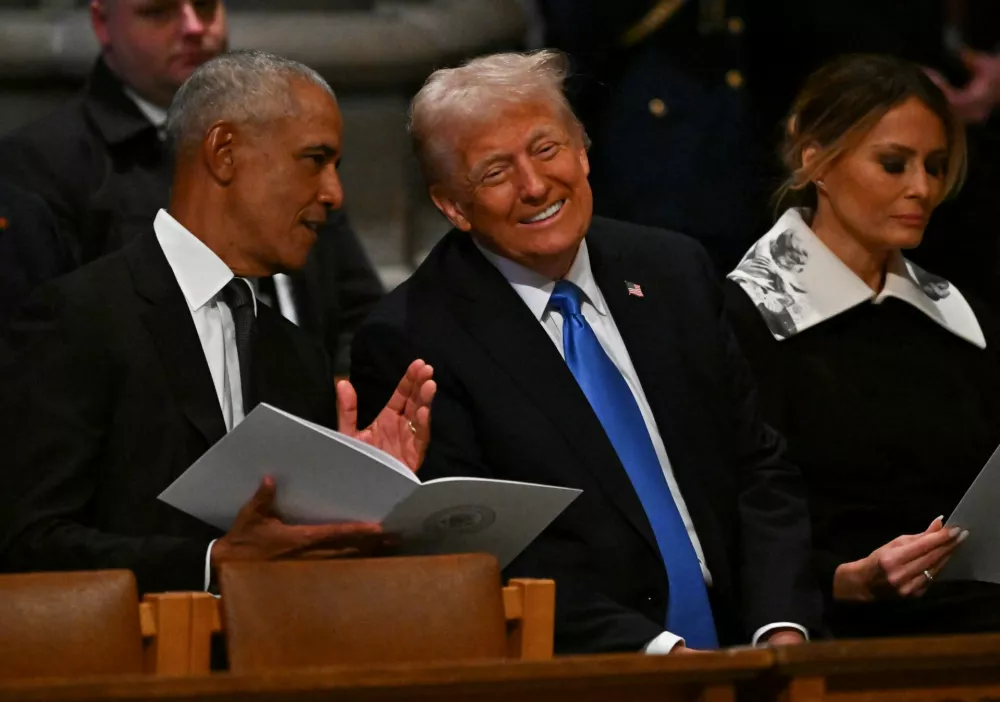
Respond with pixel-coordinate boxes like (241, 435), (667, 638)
(210, 359), (436, 568)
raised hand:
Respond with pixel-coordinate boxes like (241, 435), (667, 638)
(925, 50), (1000, 124)
(211, 477), (389, 567)
(833, 516), (969, 602)
(336, 358), (436, 473)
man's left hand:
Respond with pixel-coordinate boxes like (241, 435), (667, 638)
(336, 359), (437, 472)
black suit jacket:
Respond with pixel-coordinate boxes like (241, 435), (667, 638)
(351, 217), (822, 654)
(0, 232), (337, 595)
(0, 58), (383, 373)
(0, 182), (74, 332)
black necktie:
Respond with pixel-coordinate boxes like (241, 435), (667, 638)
(222, 278), (258, 414)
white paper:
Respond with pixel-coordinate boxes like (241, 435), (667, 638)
(158, 404), (419, 530)
(940, 442), (1000, 583)
(158, 404), (581, 568)
(383, 477), (581, 568)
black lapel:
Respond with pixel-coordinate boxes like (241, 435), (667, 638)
(286, 252), (324, 339)
(588, 222), (732, 585)
(442, 232), (659, 557)
(125, 232), (228, 447)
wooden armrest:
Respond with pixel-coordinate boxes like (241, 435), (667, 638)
(140, 593), (220, 675)
(503, 579), (555, 660)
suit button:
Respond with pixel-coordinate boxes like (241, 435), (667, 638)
(725, 70), (744, 89)
(648, 98), (668, 118)
(727, 16), (744, 35)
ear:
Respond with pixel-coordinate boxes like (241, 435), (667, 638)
(576, 142), (590, 177)
(801, 143), (827, 185)
(429, 184), (472, 232)
(203, 122), (237, 185)
(90, 0), (111, 51)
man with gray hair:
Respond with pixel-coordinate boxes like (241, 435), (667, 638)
(352, 50), (822, 654)
(0, 1), (383, 376)
(0, 51), (435, 595)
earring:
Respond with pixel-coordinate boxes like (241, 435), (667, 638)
(816, 179), (825, 189)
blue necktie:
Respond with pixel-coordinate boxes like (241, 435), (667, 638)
(549, 280), (718, 649)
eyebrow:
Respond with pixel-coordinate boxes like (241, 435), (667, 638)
(871, 142), (947, 156)
(302, 144), (339, 158)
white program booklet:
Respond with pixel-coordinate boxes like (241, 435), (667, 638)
(939, 442), (1000, 583)
(158, 404), (580, 568)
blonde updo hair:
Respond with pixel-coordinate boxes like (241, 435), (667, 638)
(776, 54), (967, 213)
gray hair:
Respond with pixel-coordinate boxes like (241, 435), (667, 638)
(167, 49), (335, 152)
(408, 49), (587, 185)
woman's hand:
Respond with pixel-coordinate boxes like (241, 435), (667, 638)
(833, 517), (968, 602)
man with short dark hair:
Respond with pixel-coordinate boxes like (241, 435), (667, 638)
(0, 1), (382, 370)
(0, 51), (435, 595)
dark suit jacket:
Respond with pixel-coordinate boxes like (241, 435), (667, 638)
(0, 58), (383, 373)
(351, 217), (823, 654)
(0, 182), (74, 332)
(0, 232), (337, 595)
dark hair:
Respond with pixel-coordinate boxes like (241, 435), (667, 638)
(775, 53), (967, 213)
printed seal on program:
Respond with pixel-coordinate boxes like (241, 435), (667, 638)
(423, 505), (497, 535)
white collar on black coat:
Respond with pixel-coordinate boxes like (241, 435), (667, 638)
(727, 208), (985, 348)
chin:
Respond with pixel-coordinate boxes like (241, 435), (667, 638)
(887, 227), (926, 251)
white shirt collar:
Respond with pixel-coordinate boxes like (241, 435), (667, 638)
(123, 87), (168, 131)
(727, 208), (985, 348)
(154, 209), (257, 315)
(475, 237), (608, 320)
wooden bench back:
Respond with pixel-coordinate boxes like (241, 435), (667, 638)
(0, 570), (144, 681)
(140, 573), (555, 674)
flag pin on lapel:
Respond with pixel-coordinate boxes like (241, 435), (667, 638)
(625, 281), (644, 298)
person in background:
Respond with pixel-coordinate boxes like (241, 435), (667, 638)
(726, 54), (1000, 638)
(0, 51), (435, 596)
(351, 50), (822, 655)
(0, 0), (383, 371)
(538, 0), (755, 273)
(0, 183), (73, 332)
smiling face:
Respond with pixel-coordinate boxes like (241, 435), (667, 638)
(91, 0), (228, 108)
(814, 97), (950, 253)
(430, 100), (593, 279)
(227, 79), (344, 274)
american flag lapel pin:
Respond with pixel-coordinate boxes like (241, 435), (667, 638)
(625, 281), (644, 298)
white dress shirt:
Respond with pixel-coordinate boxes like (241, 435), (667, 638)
(154, 208), (255, 589)
(477, 238), (806, 652)
(124, 87), (168, 138)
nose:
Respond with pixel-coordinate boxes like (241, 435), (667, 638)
(317, 163), (345, 210)
(179, 1), (208, 37)
(906, 166), (932, 201)
(518, 161), (549, 203)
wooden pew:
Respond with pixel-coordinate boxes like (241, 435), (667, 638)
(771, 633), (1000, 702)
(0, 648), (774, 702)
(138, 578), (556, 675)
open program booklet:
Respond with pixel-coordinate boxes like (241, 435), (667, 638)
(159, 404), (580, 568)
(940, 442), (1000, 583)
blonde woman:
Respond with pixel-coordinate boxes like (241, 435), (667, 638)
(726, 54), (1000, 638)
